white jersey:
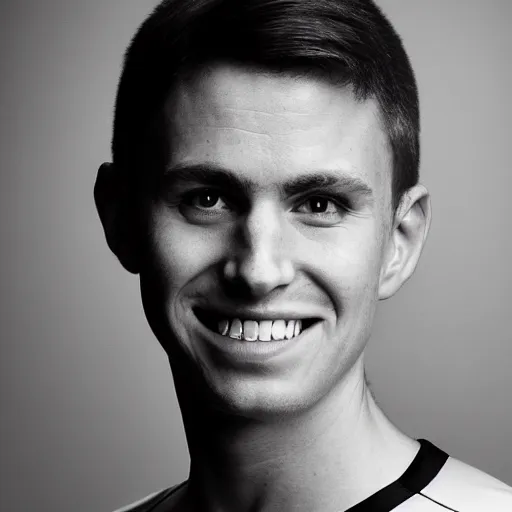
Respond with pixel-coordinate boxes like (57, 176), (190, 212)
(113, 440), (512, 511)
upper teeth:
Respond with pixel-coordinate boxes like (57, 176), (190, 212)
(218, 319), (303, 341)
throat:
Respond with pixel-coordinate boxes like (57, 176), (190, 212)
(176, 353), (419, 512)
(181, 373), (414, 512)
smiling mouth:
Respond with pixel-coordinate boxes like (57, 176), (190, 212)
(194, 308), (320, 342)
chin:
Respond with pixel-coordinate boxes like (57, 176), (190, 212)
(203, 373), (326, 421)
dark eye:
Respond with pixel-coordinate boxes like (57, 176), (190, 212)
(293, 195), (350, 226)
(177, 188), (234, 224)
(307, 197), (334, 213)
(195, 190), (221, 208)
(183, 189), (229, 210)
(297, 196), (339, 214)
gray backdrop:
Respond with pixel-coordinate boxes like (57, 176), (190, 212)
(1, 1), (511, 511)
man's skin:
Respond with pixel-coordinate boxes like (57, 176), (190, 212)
(96, 62), (431, 511)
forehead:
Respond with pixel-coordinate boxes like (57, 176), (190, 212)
(163, 63), (392, 208)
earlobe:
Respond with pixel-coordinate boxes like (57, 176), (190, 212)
(378, 185), (431, 300)
(94, 162), (142, 274)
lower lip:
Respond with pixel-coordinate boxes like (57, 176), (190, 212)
(194, 316), (320, 362)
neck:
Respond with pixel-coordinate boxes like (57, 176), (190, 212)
(173, 355), (418, 512)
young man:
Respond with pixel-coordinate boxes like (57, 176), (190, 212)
(95, 0), (512, 510)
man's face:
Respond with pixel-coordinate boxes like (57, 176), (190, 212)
(140, 63), (393, 418)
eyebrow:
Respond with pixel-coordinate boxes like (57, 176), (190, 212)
(162, 162), (374, 199)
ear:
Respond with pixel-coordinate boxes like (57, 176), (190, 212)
(378, 184), (431, 300)
(94, 162), (142, 274)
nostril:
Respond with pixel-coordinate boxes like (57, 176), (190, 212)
(222, 272), (259, 300)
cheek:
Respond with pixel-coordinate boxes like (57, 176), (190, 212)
(323, 237), (382, 357)
(311, 224), (384, 301)
(146, 208), (229, 292)
(336, 236), (384, 352)
(141, 209), (232, 353)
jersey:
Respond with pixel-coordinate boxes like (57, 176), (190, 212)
(113, 439), (512, 511)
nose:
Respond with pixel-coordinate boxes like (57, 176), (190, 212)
(224, 201), (295, 299)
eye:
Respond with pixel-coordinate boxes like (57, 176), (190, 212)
(297, 197), (339, 214)
(293, 195), (349, 226)
(183, 189), (229, 210)
(177, 188), (235, 224)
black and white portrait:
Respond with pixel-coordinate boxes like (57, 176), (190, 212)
(1, 1), (511, 511)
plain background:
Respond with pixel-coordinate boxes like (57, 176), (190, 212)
(1, 1), (511, 511)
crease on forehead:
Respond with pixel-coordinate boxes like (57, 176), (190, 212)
(166, 70), (383, 153)
(163, 62), (393, 217)
(167, 62), (363, 119)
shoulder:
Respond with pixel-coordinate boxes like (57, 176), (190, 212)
(112, 483), (185, 512)
(420, 455), (512, 511)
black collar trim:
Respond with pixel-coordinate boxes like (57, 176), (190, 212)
(346, 439), (449, 511)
